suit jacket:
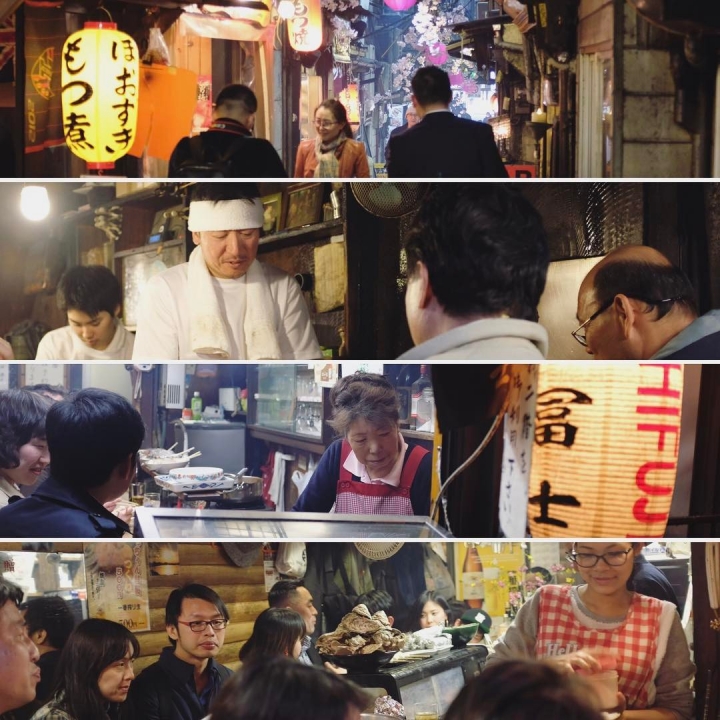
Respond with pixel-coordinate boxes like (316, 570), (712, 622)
(169, 118), (287, 178)
(384, 123), (408, 165)
(387, 111), (508, 178)
(294, 138), (370, 178)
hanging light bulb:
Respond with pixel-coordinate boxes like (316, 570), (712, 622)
(20, 186), (50, 221)
(277, 0), (295, 19)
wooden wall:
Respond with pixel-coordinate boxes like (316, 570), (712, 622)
(88, 542), (268, 673)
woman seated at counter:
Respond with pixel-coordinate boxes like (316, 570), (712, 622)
(292, 373), (431, 516)
(486, 542), (695, 720)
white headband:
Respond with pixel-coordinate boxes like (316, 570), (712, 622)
(188, 198), (264, 232)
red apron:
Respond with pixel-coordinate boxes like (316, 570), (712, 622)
(333, 440), (428, 515)
(535, 585), (662, 708)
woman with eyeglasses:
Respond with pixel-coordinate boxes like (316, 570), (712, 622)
(30, 619), (138, 720)
(486, 542), (694, 720)
(294, 99), (370, 179)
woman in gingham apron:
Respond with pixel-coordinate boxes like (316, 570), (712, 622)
(487, 542), (695, 720)
(292, 373), (431, 516)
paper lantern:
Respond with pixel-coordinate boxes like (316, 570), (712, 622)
(287, 0), (323, 53)
(338, 83), (360, 123)
(383, 0), (417, 11)
(61, 22), (139, 170)
(527, 363), (684, 538)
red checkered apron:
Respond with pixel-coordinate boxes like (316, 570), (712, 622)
(535, 585), (662, 709)
(333, 441), (428, 515)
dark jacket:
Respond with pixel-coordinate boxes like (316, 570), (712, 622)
(631, 555), (680, 609)
(0, 475), (129, 538)
(387, 110), (508, 178)
(292, 438), (432, 515)
(169, 118), (287, 178)
(129, 647), (232, 720)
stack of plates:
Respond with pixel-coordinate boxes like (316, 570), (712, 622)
(154, 467), (231, 493)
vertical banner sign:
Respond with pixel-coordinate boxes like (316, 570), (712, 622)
(528, 364), (684, 538)
(288, 0), (323, 53)
(24, 1), (66, 158)
(61, 23), (139, 169)
(499, 364), (539, 538)
(85, 543), (151, 632)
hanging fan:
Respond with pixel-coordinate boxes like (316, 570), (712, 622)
(350, 182), (430, 219)
(353, 542), (404, 561)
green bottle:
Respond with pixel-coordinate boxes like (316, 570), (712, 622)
(191, 391), (203, 421)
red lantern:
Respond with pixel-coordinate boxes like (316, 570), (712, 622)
(383, 0), (417, 11)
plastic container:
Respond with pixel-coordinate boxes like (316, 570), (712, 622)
(583, 670), (619, 710)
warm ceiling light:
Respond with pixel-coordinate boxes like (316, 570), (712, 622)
(20, 186), (50, 221)
(277, 0), (295, 19)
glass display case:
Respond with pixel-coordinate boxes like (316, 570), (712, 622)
(250, 364), (334, 450)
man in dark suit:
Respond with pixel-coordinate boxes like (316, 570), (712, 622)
(384, 106), (418, 166)
(169, 84), (287, 178)
(387, 67), (508, 178)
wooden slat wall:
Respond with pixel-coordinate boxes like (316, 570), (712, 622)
(108, 543), (266, 673)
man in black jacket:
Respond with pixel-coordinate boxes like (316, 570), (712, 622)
(387, 67), (507, 178)
(169, 84), (287, 178)
(130, 584), (232, 720)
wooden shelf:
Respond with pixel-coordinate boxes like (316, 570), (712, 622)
(248, 424), (326, 455)
(258, 218), (344, 253)
(114, 238), (184, 259)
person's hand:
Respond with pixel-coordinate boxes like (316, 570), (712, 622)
(105, 499), (135, 524)
(0, 337), (14, 360)
(545, 650), (604, 674)
(323, 661), (347, 675)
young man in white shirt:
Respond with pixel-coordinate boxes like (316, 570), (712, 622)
(35, 265), (134, 360)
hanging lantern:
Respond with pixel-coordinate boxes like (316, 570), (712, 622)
(287, 0), (323, 53)
(527, 363), (684, 538)
(61, 22), (140, 170)
(338, 83), (360, 123)
(383, 0), (417, 11)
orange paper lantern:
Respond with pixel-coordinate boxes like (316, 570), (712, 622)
(287, 0), (323, 52)
(61, 22), (140, 169)
(338, 83), (360, 123)
(527, 363), (684, 538)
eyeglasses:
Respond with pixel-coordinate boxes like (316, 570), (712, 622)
(314, 120), (338, 129)
(571, 296), (683, 347)
(177, 619), (229, 633)
(566, 549), (633, 568)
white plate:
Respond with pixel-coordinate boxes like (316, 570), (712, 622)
(169, 466), (224, 481)
(391, 647), (452, 663)
(154, 474), (236, 493)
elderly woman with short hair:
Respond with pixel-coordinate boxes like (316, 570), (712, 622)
(292, 373), (431, 516)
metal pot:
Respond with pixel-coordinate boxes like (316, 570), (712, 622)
(218, 475), (264, 502)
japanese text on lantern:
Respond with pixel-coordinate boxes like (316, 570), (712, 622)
(528, 363), (684, 538)
(287, 0), (322, 52)
(61, 24), (139, 166)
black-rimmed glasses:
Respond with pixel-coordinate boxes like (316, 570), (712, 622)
(177, 619), (229, 633)
(566, 549), (633, 568)
(571, 296), (683, 347)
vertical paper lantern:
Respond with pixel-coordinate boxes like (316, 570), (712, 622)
(288, 0), (323, 53)
(61, 22), (140, 170)
(338, 83), (360, 123)
(528, 363), (684, 538)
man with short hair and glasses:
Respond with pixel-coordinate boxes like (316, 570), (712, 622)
(129, 584), (232, 720)
(576, 245), (720, 359)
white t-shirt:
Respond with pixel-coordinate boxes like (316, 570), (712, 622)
(132, 262), (322, 360)
(35, 321), (135, 360)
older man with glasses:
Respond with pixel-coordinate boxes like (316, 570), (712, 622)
(129, 584), (233, 720)
(575, 245), (720, 359)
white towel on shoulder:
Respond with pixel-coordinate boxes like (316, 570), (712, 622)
(188, 248), (282, 360)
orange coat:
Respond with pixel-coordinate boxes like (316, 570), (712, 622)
(294, 138), (371, 178)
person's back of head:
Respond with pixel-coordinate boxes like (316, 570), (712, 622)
(405, 183), (549, 322)
(238, 608), (306, 665)
(411, 66), (453, 109)
(57, 266), (123, 319)
(355, 590), (394, 617)
(267, 579), (304, 608)
(22, 596), (76, 651)
(24, 384), (68, 402)
(214, 84), (258, 125)
(46, 388), (145, 492)
(445, 659), (603, 720)
(209, 656), (369, 720)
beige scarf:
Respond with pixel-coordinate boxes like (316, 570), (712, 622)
(187, 247), (282, 359)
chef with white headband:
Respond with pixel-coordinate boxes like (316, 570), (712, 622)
(133, 183), (321, 360)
